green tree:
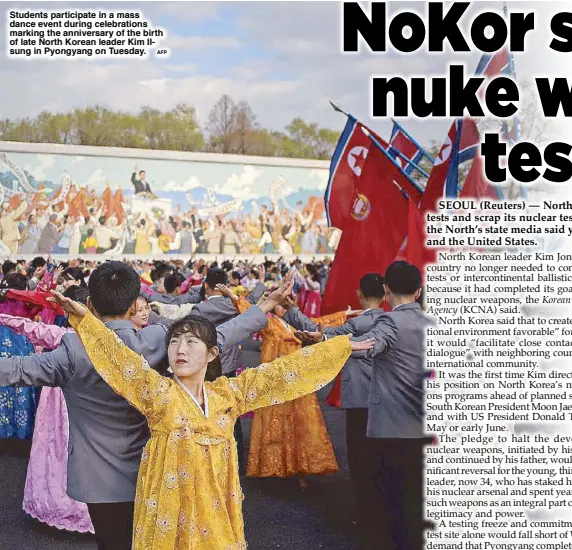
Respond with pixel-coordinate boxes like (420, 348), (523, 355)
(0, 99), (340, 160)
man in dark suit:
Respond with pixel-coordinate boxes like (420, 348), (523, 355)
(284, 273), (387, 544)
(131, 167), (152, 195)
(0, 261), (279, 550)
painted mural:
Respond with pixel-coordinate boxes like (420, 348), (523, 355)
(0, 146), (340, 257)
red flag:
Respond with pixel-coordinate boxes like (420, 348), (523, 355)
(420, 118), (479, 213)
(113, 189), (125, 223)
(5, 290), (65, 316)
(321, 144), (410, 315)
(304, 196), (325, 220)
(460, 154), (500, 200)
(101, 186), (114, 218)
(325, 118), (373, 230)
(405, 198), (437, 282)
(9, 194), (21, 210)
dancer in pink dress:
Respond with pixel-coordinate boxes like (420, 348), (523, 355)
(0, 312), (94, 534)
(298, 264), (322, 318)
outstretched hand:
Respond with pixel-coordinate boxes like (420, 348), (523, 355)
(294, 322), (325, 345)
(259, 274), (294, 314)
(47, 290), (89, 318)
(349, 337), (375, 352)
(215, 284), (238, 302)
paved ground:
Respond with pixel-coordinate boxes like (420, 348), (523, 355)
(0, 342), (361, 549)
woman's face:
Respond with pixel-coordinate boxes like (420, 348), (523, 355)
(131, 298), (150, 328)
(61, 276), (80, 290)
(274, 304), (287, 318)
(167, 332), (218, 379)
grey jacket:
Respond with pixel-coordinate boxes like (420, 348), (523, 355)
(353, 302), (433, 438)
(190, 284), (266, 375)
(0, 306), (268, 503)
(284, 307), (386, 409)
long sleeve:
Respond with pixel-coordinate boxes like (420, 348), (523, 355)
(147, 305), (268, 351)
(0, 343), (74, 387)
(221, 336), (351, 416)
(0, 314), (73, 349)
(14, 201), (28, 219)
(147, 288), (201, 306)
(215, 306), (268, 350)
(247, 282), (267, 304)
(351, 315), (398, 359)
(169, 232), (182, 250)
(69, 312), (173, 419)
(285, 307), (349, 333)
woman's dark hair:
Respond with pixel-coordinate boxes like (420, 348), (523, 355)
(164, 273), (185, 294)
(2, 273), (28, 290)
(306, 263), (321, 283)
(166, 315), (222, 382)
(87, 228), (94, 237)
(62, 286), (90, 328)
(63, 285), (89, 305)
(61, 267), (88, 288)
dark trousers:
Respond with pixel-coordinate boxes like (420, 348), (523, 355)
(87, 501), (135, 550)
(227, 370), (245, 474)
(364, 438), (427, 550)
(346, 408), (377, 542)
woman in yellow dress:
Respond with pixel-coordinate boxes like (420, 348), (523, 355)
(49, 283), (374, 550)
(134, 218), (154, 256)
(218, 285), (348, 488)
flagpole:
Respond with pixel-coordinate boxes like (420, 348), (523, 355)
(329, 101), (424, 194)
(387, 141), (432, 179)
(391, 119), (435, 164)
(359, 126), (425, 195)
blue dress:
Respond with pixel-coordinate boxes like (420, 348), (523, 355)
(0, 325), (39, 439)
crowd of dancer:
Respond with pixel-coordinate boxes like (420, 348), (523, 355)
(0, 253), (429, 550)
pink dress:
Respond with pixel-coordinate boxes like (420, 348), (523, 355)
(0, 314), (94, 534)
(299, 278), (322, 318)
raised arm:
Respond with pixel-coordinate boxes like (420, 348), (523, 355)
(247, 281), (267, 304)
(218, 336), (352, 417)
(146, 287), (201, 306)
(351, 315), (398, 359)
(215, 306), (268, 350)
(0, 313), (73, 349)
(285, 302), (350, 335)
(0, 343), (74, 388)
(68, 311), (172, 420)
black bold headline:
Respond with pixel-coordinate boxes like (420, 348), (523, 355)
(342, 2), (572, 185)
